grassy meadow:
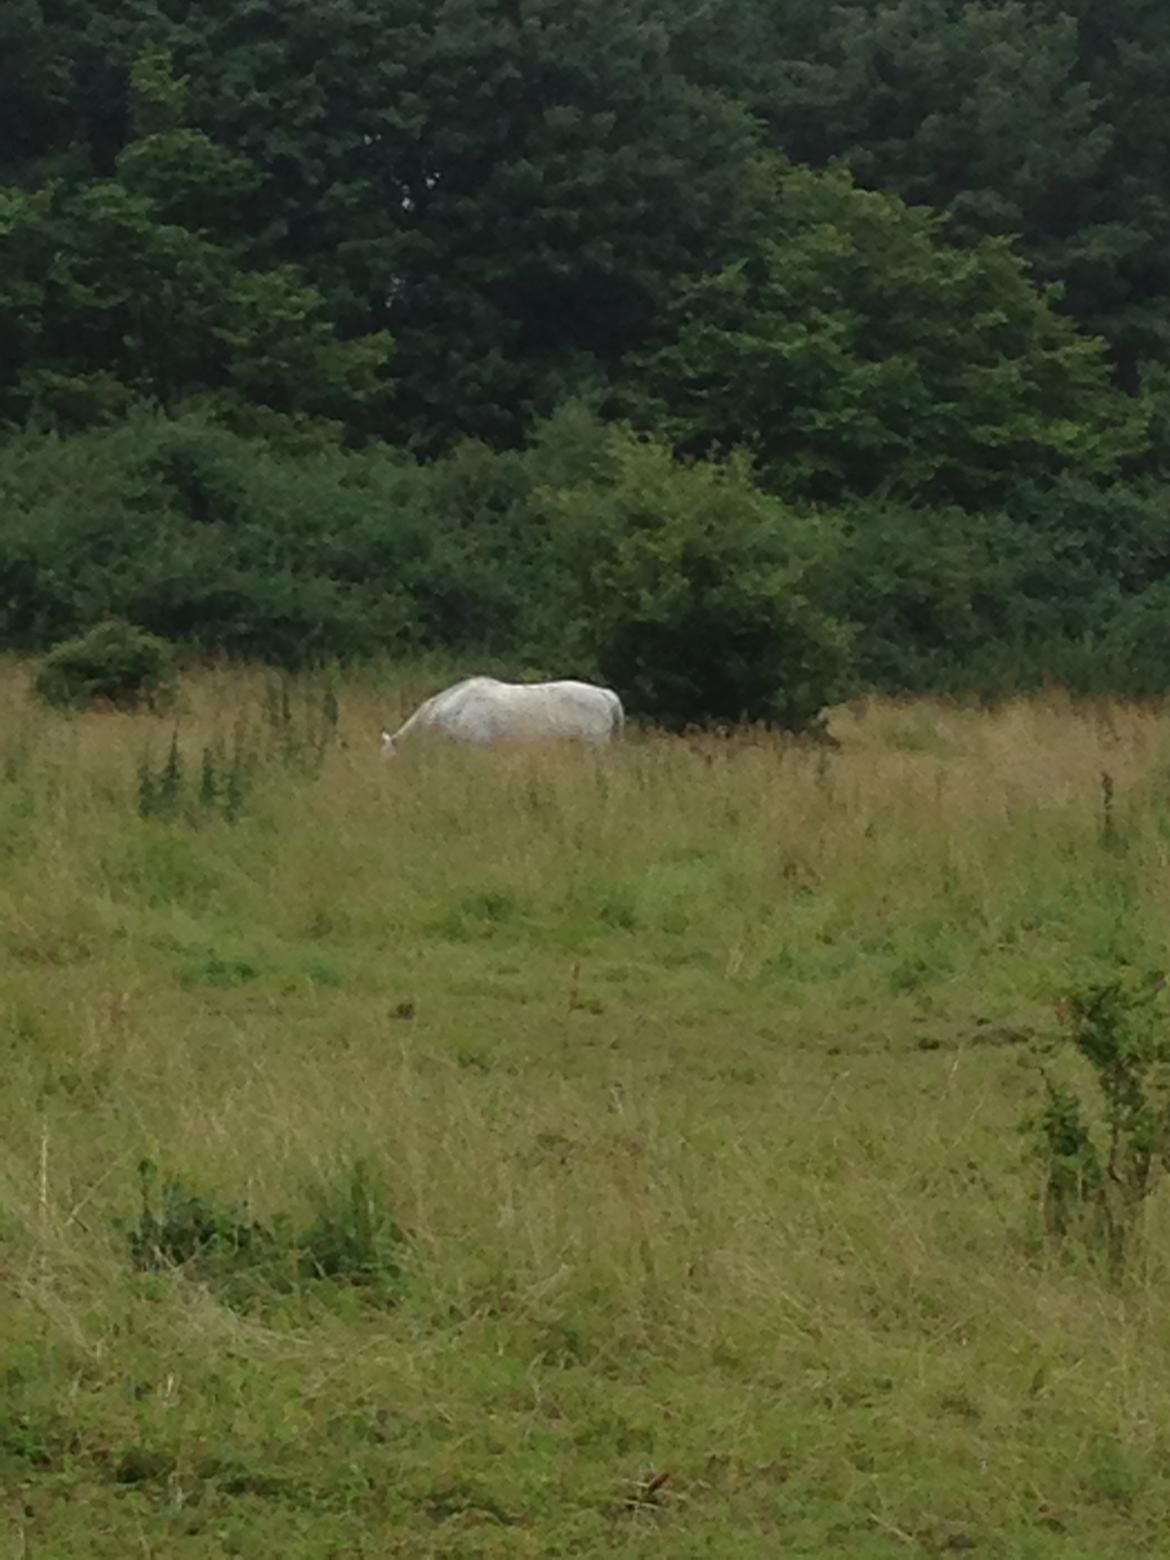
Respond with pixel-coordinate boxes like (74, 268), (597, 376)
(5, 661), (1170, 1556)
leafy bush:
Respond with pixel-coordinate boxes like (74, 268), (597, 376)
(9, 400), (1170, 709)
(540, 434), (850, 731)
(34, 620), (176, 710)
(820, 502), (1064, 696)
(815, 479), (1170, 698)
(0, 412), (548, 666)
(1029, 976), (1170, 1276)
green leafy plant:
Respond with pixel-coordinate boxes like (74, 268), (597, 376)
(1030, 976), (1170, 1275)
(541, 434), (850, 732)
(299, 1158), (405, 1293)
(138, 730), (252, 824)
(126, 1157), (406, 1310)
(130, 1160), (272, 1274)
(34, 620), (176, 711)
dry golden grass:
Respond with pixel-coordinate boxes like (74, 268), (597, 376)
(4, 660), (1170, 1555)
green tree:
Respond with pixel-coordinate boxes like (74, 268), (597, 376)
(674, 0), (1170, 399)
(0, 0), (152, 183)
(1053, 0), (1170, 391)
(0, 0), (763, 451)
(0, 157), (391, 433)
(626, 162), (1144, 507)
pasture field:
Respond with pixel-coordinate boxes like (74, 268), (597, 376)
(5, 662), (1170, 1556)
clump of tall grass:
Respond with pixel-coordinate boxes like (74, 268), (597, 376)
(128, 1156), (406, 1311)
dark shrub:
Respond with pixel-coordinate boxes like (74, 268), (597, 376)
(540, 436), (850, 732)
(35, 620), (177, 710)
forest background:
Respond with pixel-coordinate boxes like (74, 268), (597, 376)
(5, 0), (1170, 723)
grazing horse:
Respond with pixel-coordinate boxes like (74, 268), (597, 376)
(381, 677), (624, 759)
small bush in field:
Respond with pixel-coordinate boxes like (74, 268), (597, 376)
(540, 436), (850, 733)
(35, 620), (176, 711)
(1029, 975), (1170, 1276)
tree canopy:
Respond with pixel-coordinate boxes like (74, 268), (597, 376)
(626, 162), (1146, 507)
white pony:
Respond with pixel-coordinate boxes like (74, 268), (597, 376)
(381, 676), (623, 759)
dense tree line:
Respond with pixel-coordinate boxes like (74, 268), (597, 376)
(4, 0), (1170, 722)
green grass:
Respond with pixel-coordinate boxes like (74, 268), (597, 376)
(5, 664), (1170, 1554)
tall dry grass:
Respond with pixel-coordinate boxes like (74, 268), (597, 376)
(3, 661), (1170, 1555)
